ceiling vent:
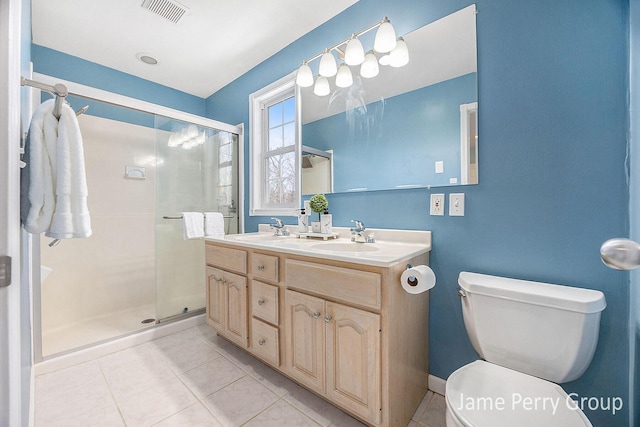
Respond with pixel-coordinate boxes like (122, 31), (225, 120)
(141, 0), (189, 24)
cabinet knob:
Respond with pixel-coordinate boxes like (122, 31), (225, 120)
(312, 311), (321, 319)
(258, 299), (265, 305)
(324, 314), (332, 323)
(257, 265), (265, 271)
(258, 339), (265, 346)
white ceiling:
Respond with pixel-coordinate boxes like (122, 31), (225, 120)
(31, 0), (358, 98)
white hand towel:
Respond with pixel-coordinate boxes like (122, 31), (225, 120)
(47, 101), (92, 238)
(182, 212), (204, 239)
(25, 99), (58, 234)
(204, 212), (225, 238)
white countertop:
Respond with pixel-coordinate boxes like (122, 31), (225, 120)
(205, 226), (431, 267)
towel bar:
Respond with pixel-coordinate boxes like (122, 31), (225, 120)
(163, 214), (235, 220)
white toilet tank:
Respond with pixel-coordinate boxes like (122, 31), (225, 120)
(458, 272), (606, 383)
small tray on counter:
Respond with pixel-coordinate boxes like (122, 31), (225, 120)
(297, 232), (339, 240)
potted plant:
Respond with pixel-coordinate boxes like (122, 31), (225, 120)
(309, 194), (328, 233)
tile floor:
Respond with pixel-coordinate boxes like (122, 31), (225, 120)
(35, 324), (446, 427)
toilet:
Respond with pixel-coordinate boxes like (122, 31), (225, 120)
(445, 272), (606, 427)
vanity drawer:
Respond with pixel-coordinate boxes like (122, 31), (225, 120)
(285, 259), (381, 310)
(206, 243), (247, 274)
(251, 318), (280, 366)
(251, 280), (279, 325)
(251, 253), (279, 282)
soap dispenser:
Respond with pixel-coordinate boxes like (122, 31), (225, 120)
(298, 208), (309, 233)
(320, 209), (332, 234)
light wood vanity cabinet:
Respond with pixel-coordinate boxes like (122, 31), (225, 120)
(205, 239), (430, 427)
(285, 289), (381, 424)
(206, 266), (248, 348)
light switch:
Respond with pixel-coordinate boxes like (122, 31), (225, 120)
(435, 161), (444, 174)
(449, 193), (465, 216)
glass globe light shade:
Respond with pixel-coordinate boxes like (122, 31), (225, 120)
(344, 36), (365, 66)
(313, 76), (330, 96)
(389, 37), (409, 68)
(335, 64), (353, 88)
(296, 63), (314, 87)
(374, 18), (397, 53)
(378, 54), (391, 66)
(360, 51), (379, 78)
(319, 50), (337, 77)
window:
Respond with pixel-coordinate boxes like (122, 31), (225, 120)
(249, 73), (300, 216)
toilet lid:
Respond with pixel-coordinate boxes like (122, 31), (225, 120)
(445, 361), (592, 427)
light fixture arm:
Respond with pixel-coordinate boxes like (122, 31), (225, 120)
(299, 17), (390, 65)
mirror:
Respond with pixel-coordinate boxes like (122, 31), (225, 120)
(300, 5), (478, 194)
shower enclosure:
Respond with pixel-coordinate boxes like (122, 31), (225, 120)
(30, 77), (242, 358)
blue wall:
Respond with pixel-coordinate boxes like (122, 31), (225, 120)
(31, 45), (206, 117)
(206, 0), (631, 425)
(303, 73), (477, 190)
(630, 0), (639, 424)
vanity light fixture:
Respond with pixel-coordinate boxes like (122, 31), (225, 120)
(360, 50), (380, 78)
(335, 63), (353, 88)
(318, 49), (338, 77)
(313, 76), (331, 96)
(295, 16), (408, 95)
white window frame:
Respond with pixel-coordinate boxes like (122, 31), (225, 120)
(249, 72), (301, 216)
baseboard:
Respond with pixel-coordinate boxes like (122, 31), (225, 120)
(35, 314), (205, 375)
(429, 374), (446, 396)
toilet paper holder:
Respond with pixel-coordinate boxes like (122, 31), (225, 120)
(405, 264), (419, 287)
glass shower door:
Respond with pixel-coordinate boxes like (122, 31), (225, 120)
(154, 116), (239, 321)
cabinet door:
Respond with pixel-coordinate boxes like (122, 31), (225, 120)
(284, 290), (325, 392)
(206, 266), (225, 333)
(224, 271), (248, 347)
(325, 301), (381, 424)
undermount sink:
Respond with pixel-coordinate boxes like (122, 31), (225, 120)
(310, 242), (379, 253)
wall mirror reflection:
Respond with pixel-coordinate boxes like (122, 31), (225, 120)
(300, 5), (478, 194)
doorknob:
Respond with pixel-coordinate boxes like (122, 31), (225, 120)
(600, 238), (640, 270)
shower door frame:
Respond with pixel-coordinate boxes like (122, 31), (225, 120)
(28, 72), (244, 364)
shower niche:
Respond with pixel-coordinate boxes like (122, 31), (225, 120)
(36, 91), (241, 358)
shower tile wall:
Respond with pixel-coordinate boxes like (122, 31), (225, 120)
(40, 114), (157, 356)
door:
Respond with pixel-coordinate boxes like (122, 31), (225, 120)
(1, 0), (27, 425)
(206, 266), (225, 332)
(325, 301), (381, 424)
(284, 289), (325, 391)
(155, 117), (239, 320)
(223, 271), (247, 347)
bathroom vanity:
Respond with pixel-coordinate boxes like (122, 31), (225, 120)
(204, 227), (432, 427)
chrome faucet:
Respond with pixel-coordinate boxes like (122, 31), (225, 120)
(270, 217), (290, 236)
(350, 219), (375, 243)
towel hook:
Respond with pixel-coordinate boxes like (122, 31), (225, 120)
(52, 83), (68, 120)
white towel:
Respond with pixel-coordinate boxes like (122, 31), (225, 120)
(204, 212), (225, 238)
(182, 212), (204, 239)
(24, 100), (59, 234)
(47, 101), (92, 238)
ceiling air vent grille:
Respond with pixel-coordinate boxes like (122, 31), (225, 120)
(141, 0), (189, 24)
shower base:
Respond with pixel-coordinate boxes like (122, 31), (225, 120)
(42, 303), (156, 357)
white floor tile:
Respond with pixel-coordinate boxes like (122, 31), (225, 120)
(179, 356), (246, 399)
(243, 399), (321, 426)
(118, 377), (197, 427)
(152, 402), (223, 426)
(98, 342), (176, 402)
(201, 376), (279, 427)
(35, 324), (446, 427)
(35, 361), (116, 426)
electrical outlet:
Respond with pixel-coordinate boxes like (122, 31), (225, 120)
(449, 193), (465, 216)
(430, 193), (445, 216)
